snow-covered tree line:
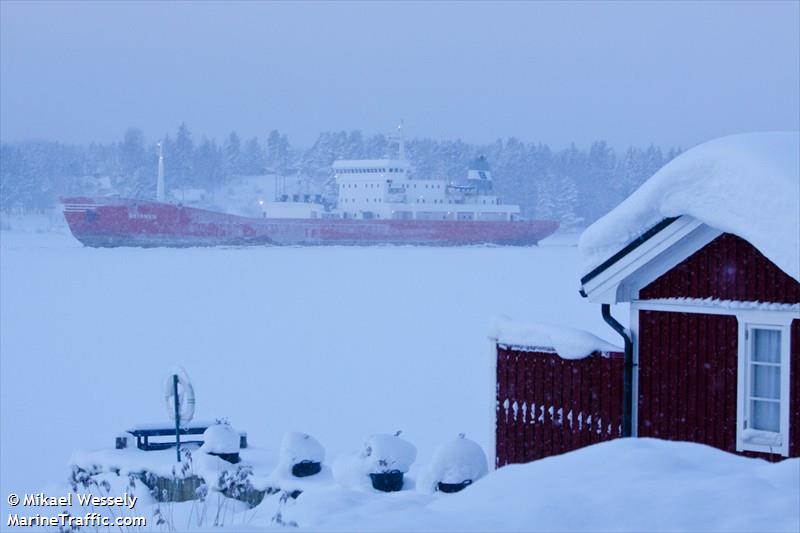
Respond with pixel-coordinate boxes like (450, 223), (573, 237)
(0, 123), (679, 227)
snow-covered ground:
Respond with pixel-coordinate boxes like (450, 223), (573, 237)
(268, 438), (799, 531)
(0, 227), (613, 494)
(2, 224), (797, 531)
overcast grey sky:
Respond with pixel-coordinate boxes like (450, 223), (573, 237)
(1, 1), (798, 148)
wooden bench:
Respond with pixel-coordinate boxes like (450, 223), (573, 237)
(116, 421), (247, 451)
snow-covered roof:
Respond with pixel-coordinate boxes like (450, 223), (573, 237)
(579, 132), (800, 281)
(490, 317), (621, 359)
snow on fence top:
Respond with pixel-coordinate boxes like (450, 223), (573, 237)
(490, 317), (621, 359)
(579, 132), (800, 281)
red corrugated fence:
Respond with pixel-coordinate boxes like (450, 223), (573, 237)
(496, 345), (624, 467)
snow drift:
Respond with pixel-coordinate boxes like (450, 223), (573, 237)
(279, 438), (800, 531)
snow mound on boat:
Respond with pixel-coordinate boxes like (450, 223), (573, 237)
(332, 433), (417, 490)
(200, 423), (240, 454)
(278, 432), (325, 473)
(579, 132), (800, 280)
(417, 435), (488, 493)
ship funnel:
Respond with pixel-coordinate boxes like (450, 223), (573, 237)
(467, 155), (493, 191)
(156, 142), (165, 202)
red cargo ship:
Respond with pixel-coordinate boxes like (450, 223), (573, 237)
(63, 133), (558, 247)
(62, 197), (558, 247)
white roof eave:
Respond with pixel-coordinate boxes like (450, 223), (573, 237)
(580, 216), (723, 304)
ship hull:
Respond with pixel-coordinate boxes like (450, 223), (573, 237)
(62, 198), (559, 248)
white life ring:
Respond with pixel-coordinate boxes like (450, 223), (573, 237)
(164, 368), (195, 424)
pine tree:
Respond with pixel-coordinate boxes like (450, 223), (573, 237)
(554, 176), (584, 228)
(194, 138), (223, 191)
(167, 123), (194, 190)
(534, 172), (558, 220)
(119, 128), (150, 197)
(241, 137), (265, 175)
(266, 130), (290, 173)
(345, 130), (364, 159)
(364, 134), (388, 159)
(223, 131), (242, 179)
(120, 128), (146, 177)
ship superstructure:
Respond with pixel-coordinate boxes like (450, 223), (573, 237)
(333, 156), (518, 222)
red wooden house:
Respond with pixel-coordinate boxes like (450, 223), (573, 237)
(580, 217), (799, 459)
(495, 133), (799, 466)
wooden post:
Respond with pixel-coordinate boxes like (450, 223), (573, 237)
(173, 374), (181, 462)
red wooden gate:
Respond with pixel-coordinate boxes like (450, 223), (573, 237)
(496, 344), (624, 467)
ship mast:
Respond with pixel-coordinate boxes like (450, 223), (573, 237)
(398, 120), (405, 161)
(156, 141), (165, 202)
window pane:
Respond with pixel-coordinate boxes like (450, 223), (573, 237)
(751, 400), (780, 432)
(752, 364), (780, 399)
(752, 329), (780, 363)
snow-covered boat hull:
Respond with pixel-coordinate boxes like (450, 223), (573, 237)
(62, 198), (559, 247)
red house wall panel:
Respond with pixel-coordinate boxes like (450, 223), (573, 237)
(495, 345), (624, 468)
(638, 311), (799, 459)
(640, 233), (800, 304)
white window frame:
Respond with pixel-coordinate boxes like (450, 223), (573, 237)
(736, 320), (792, 457)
